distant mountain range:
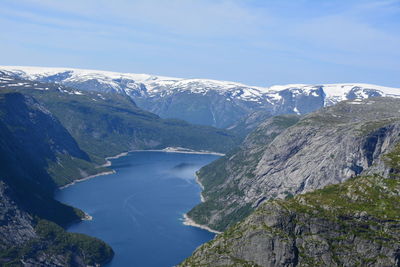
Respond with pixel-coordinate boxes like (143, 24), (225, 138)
(1, 66), (399, 129)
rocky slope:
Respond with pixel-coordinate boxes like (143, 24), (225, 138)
(180, 173), (400, 267)
(0, 88), (107, 188)
(1, 66), (399, 128)
(0, 91), (113, 266)
(0, 90), (99, 218)
(0, 182), (113, 267)
(188, 98), (400, 231)
(0, 182), (36, 251)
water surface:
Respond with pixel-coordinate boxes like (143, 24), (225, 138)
(56, 151), (218, 267)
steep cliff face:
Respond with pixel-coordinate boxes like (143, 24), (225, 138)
(0, 182), (113, 267)
(0, 90), (103, 188)
(0, 182), (36, 250)
(0, 91), (94, 221)
(188, 98), (400, 232)
(180, 174), (400, 267)
(0, 91), (113, 266)
(187, 115), (301, 230)
(135, 89), (261, 128)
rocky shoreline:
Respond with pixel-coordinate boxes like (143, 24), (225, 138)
(101, 151), (130, 167)
(182, 173), (221, 234)
(133, 147), (225, 156)
(59, 170), (116, 189)
(182, 214), (221, 234)
(60, 152), (130, 190)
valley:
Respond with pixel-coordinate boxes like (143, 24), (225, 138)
(3, 2), (399, 266)
(0, 73), (238, 266)
(1, 67), (400, 267)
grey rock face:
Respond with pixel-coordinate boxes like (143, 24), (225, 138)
(0, 182), (96, 267)
(181, 175), (400, 267)
(52, 80), (400, 129)
(0, 183), (84, 267)
(0, 182), (36, 249)
(134, 90), (262, 128)
(189, 98), (400, 232)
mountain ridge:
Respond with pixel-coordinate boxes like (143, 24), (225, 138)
(2, 66), (399, 128)
(1, 66), (398, 102)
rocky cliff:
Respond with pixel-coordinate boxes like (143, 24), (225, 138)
(180, 173), (400, 267)
(0, 181), (113, 267)
(188, 98), (400, 232)
(0, 91), (113, 266)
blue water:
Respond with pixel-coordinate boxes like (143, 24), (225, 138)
(55, 151), (219, 267)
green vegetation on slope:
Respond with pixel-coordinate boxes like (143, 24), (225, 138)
(47, 154), (110, 187)
(181, 173), (400, 267)
(19, 85), (240, 164)
(0, 91), (87, 224)
(0, 89), (114, 266)
(180, 138), (400, 267)
(1, 220), (113, 267)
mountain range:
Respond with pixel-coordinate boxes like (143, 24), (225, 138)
(1, 66), (399, 130)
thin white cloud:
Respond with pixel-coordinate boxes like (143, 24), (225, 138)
(5, 0), (271, 38)
(0, 0), (399, 85)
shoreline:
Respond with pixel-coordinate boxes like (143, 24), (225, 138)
(101, 151), (130, 167)
(83, 212), (93, 221)
(183, 214), (222, 234)
(183, 173), (221, 234)
(58, 147), (222, 234)
(58, 151), (131, 223)
(60, 147), (222, 190)
(195, 173), (205, 202)
(60, 151), (129, 190)
(132, 147), (225, 156)
(59, 170), (116, 189)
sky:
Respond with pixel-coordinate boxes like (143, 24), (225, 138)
(1, 0), (399, 87)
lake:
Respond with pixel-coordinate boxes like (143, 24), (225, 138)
(55, 151), (219, 267)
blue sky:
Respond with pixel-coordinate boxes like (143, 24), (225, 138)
(1, 0), (399, 87)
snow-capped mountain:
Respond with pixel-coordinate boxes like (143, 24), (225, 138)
(1, 66), (399, 128)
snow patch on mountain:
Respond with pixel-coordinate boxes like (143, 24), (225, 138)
(1, 66), (399, 107)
